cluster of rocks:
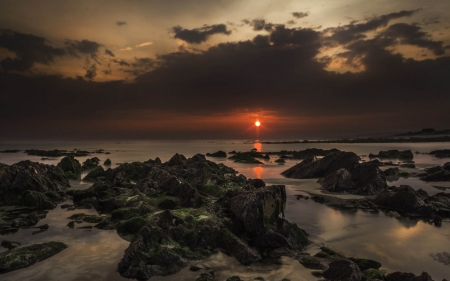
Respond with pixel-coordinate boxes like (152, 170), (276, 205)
(297, 246), (446, 281)
(369, 150), (414, 161)
(63, 153), (309, 279)
(282, 151), (450, 223)
(419, 163), (450, 182)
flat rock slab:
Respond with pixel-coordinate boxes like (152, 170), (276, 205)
(0, 241), (67, 274)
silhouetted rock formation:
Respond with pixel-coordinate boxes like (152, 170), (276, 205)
(206, 150), (227, 157)
(57, 156), (82, 179)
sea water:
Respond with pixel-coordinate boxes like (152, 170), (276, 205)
(0, 140), (449, 280)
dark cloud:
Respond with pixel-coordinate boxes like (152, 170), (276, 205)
(243, 19), (276, 32)
(111, 59), (130, 66)
(1, 11), (450, 140)
(423, 16), (441, 26)
(380, 23), (446, 55)
(65, 39), (102, 60)
(172, 24), (231, 44)
(326, 9), (418, 45)
(0, 29), (65, 71)
(105, 49), (115, 57)
(116, 21), (127, 26)
(84, 64), (97, 80)
(292, 12), (309, 19)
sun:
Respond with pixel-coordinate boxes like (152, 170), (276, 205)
(255, 121), (261, 127)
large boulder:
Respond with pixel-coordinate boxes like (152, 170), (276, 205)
(323, 259), (362, 281)
(373, 185), (435, 217)
(57, 156), (82, 179)
(282, 152), (359, 179)
(0, 242), (67, 273)
(0, 161), (69, 206)
(321, 162), (387, 195)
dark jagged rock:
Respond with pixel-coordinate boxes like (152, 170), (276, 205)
(282, 152), (359, 179)
(104, 159), (112, 165)
(348, 257), (381, 271)
(420, 165), (450, 182)
(0, 150), (21, 153)
(25, 149), (90, 157)
(83, 166), (106, 181)
(81, 157), (100, 170)
(206, 151), (227, 157)
(400, 163), (416, 168)
(373, 185), (435, 217)
(429, 149), (450, 158)
(1, 240), (22, 250)
(247, 178), (266, 188)
(320, 162), (387, 195)
(0, 241), (67, 273)
(384, 167), (400, 177)
(0, 160), (69, 206)
(57, 156), (81, 180)
(385, 271), (435, 281)
(19, 190), (55, 210)
(322, 259), (362, 281)
(167, 153), (187, 167)
(369, 150), (414, 160)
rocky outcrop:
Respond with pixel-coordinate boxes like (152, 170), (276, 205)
(369, 150), (414, 160)
(373, 185), (435, 217)
(206, 151), (227, 157)
(0, 242), (67, 273)
(67, 153), (309, 280)
(81, 157), (100, 170)
(0, 160), (69, 206)
(323, 259), (362, 281)
(420, 164), (450, 182)
(282, 152), (360, 179)
(57, 156), (82, 179)
(319, 161), (387, 195)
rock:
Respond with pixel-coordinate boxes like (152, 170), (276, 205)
(167, 153), (187, 166)
(19, 190), (55, 210)
(67, 221), (75, 228)
(81, 157), (100, 170)
(321, 168), (354, 192)
(57, 156), (82, 180)
(429, 149), (450, 158)
(275, 158), (286, 164)
(362, 268), (384, 280)
(323, 259), (362, 281)
(228, 153), (264, 164)
(0, 242), (67, 273)
(196, 272), (217, 281)
(282, 152), (359, 179)
(0, 160), (69, 206)
(157, 198), (178, 210)
(83, 166), (105, 181)
(321, 162), (387, 195)
(206, 151), (227, 157)
(384, 167), (400, 177)
(229, 185), (286, 237)
(385, 271), (435, 281)
(373, 185), (435, 217)
(369, 150), (414, 160)
(190, 265), (203, 271)
(400, 163), (416, 168)
(104, 159), (112, 165)
(348, 257), (381, 271)
(1, 240), (22, 250)
(247, 178), (266, 188)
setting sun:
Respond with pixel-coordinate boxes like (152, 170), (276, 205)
(255, 121), (261, 127)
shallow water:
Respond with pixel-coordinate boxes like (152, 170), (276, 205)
(1, 140), (449, 280)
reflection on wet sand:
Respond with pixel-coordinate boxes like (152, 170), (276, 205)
(252, 166), (263, 179)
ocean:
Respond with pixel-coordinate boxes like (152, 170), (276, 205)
(0, 140), (449, 280)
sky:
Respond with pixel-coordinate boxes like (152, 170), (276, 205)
(1, 0), (450, 140)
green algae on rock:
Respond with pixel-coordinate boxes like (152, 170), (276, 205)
(0, 241), (67, 274)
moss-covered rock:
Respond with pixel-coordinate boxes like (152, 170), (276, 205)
(206, 151), (227, 157)
(362, 268), (385, 280)
(104, 159), (112, 165)
(0, 241), (67, 273)
(81, 157), (100, 170)
(83, 166), (106, 181)
(228, 153), (264, 164)
(349, 257), (382, 271)
(57, 156), (81, 180)
(117, 216), (148, 234)
(19, 190), (55, 210)
(1, 240), (22, 250)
